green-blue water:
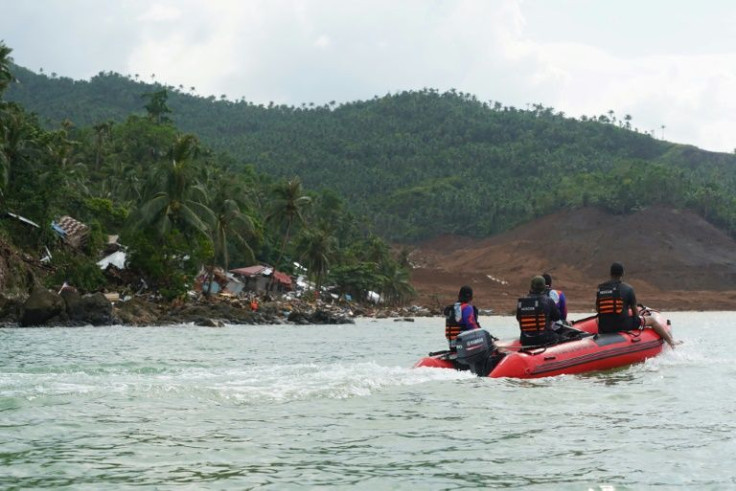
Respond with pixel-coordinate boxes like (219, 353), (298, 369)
(1, 312), (734, 490)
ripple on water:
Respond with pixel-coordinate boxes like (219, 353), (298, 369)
(0, 315), (734, 489)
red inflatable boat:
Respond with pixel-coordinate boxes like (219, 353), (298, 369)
(414, 308), (673, 379)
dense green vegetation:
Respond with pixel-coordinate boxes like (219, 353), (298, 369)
(0, 43), (414, 303)
(8, 62), (736, 243)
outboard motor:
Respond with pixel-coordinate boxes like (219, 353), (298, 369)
(456, 329), (497, 376)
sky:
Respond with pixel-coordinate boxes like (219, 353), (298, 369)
(1, 0), (735, 153)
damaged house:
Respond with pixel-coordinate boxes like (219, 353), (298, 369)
(51, 215), (89, 249)
(229, 265), (293, 295)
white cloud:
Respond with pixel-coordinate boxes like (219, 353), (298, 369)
(0, 0), (735, 152)
(313, 35), (331, 49)
(138, 3), (182, 22)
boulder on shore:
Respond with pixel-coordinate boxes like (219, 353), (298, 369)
(20, 286), (66, 327)
(78, 292), (114, 325)
(18, 286), (114, 327)
(0, 294), (23, 324)
(7, 290), (414, 327)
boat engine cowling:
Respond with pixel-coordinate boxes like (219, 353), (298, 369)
(456, 329), (496, 376)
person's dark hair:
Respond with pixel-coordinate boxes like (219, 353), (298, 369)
(458, 285), (473, 302)
(530, 276), (546, 293)
(610, 262), (624, 276)
(542, 273), (552, 287)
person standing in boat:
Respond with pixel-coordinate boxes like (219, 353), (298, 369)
(596, 262), (678, 348)
(542, 273), (567, 321)
(517, 276), (562, 346)
(444, 285), (480, 351)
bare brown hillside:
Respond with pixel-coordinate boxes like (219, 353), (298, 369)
(407, 207), (736, 314)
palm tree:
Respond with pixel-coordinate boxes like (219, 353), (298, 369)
(142, 89), (172, 124)
(208, 173), (258, 271)
(36, 127), (90, 200)
(92, 121), (113, 171)
(297, 226), (337, 294)
(0, 42), (13, 95)
(377, 259), (415, 306)
(131, 134), (214, 239)
(360, 234), (391, 264)
(266, 177), (312, 268)
(0, 42), (15, 190)
(0, 104), (39, 196)
(196, 173), (258, 296)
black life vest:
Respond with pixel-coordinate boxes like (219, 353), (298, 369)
(517, 296), (548, 335)
(596, 282), (626, 332)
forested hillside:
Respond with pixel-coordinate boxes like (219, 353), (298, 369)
(7, 64), (736, 242)
(1, 45), (415, 304)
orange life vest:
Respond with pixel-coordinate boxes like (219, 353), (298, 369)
(596, 284), (623, 315)
(596, 282), (629, 332)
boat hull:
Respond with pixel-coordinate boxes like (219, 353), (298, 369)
(414, 310), (671, 379)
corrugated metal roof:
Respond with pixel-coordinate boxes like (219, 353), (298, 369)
(273, 271), (292, 287)
(230, 265), (293, 288)
(230, 265), (268, 277)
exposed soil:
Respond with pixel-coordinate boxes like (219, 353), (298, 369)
(406, 206), (736, 314)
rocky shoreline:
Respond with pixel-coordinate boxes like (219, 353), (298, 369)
(0, 286), (436, 328)
(3, 284), (731, 329)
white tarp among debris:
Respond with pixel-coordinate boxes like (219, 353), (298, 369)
(367, 290), (383, 303)
(98, 250), (127, 269)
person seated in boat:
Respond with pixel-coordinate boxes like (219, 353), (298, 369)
(517, 276), (562, 347)
(596, 262), (678, 348)
(542, 273), (567, 321)
(542, 272), (586, 340)
(444, 285), (480, 352)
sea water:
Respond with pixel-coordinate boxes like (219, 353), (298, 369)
(1, 312), (735, 490)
